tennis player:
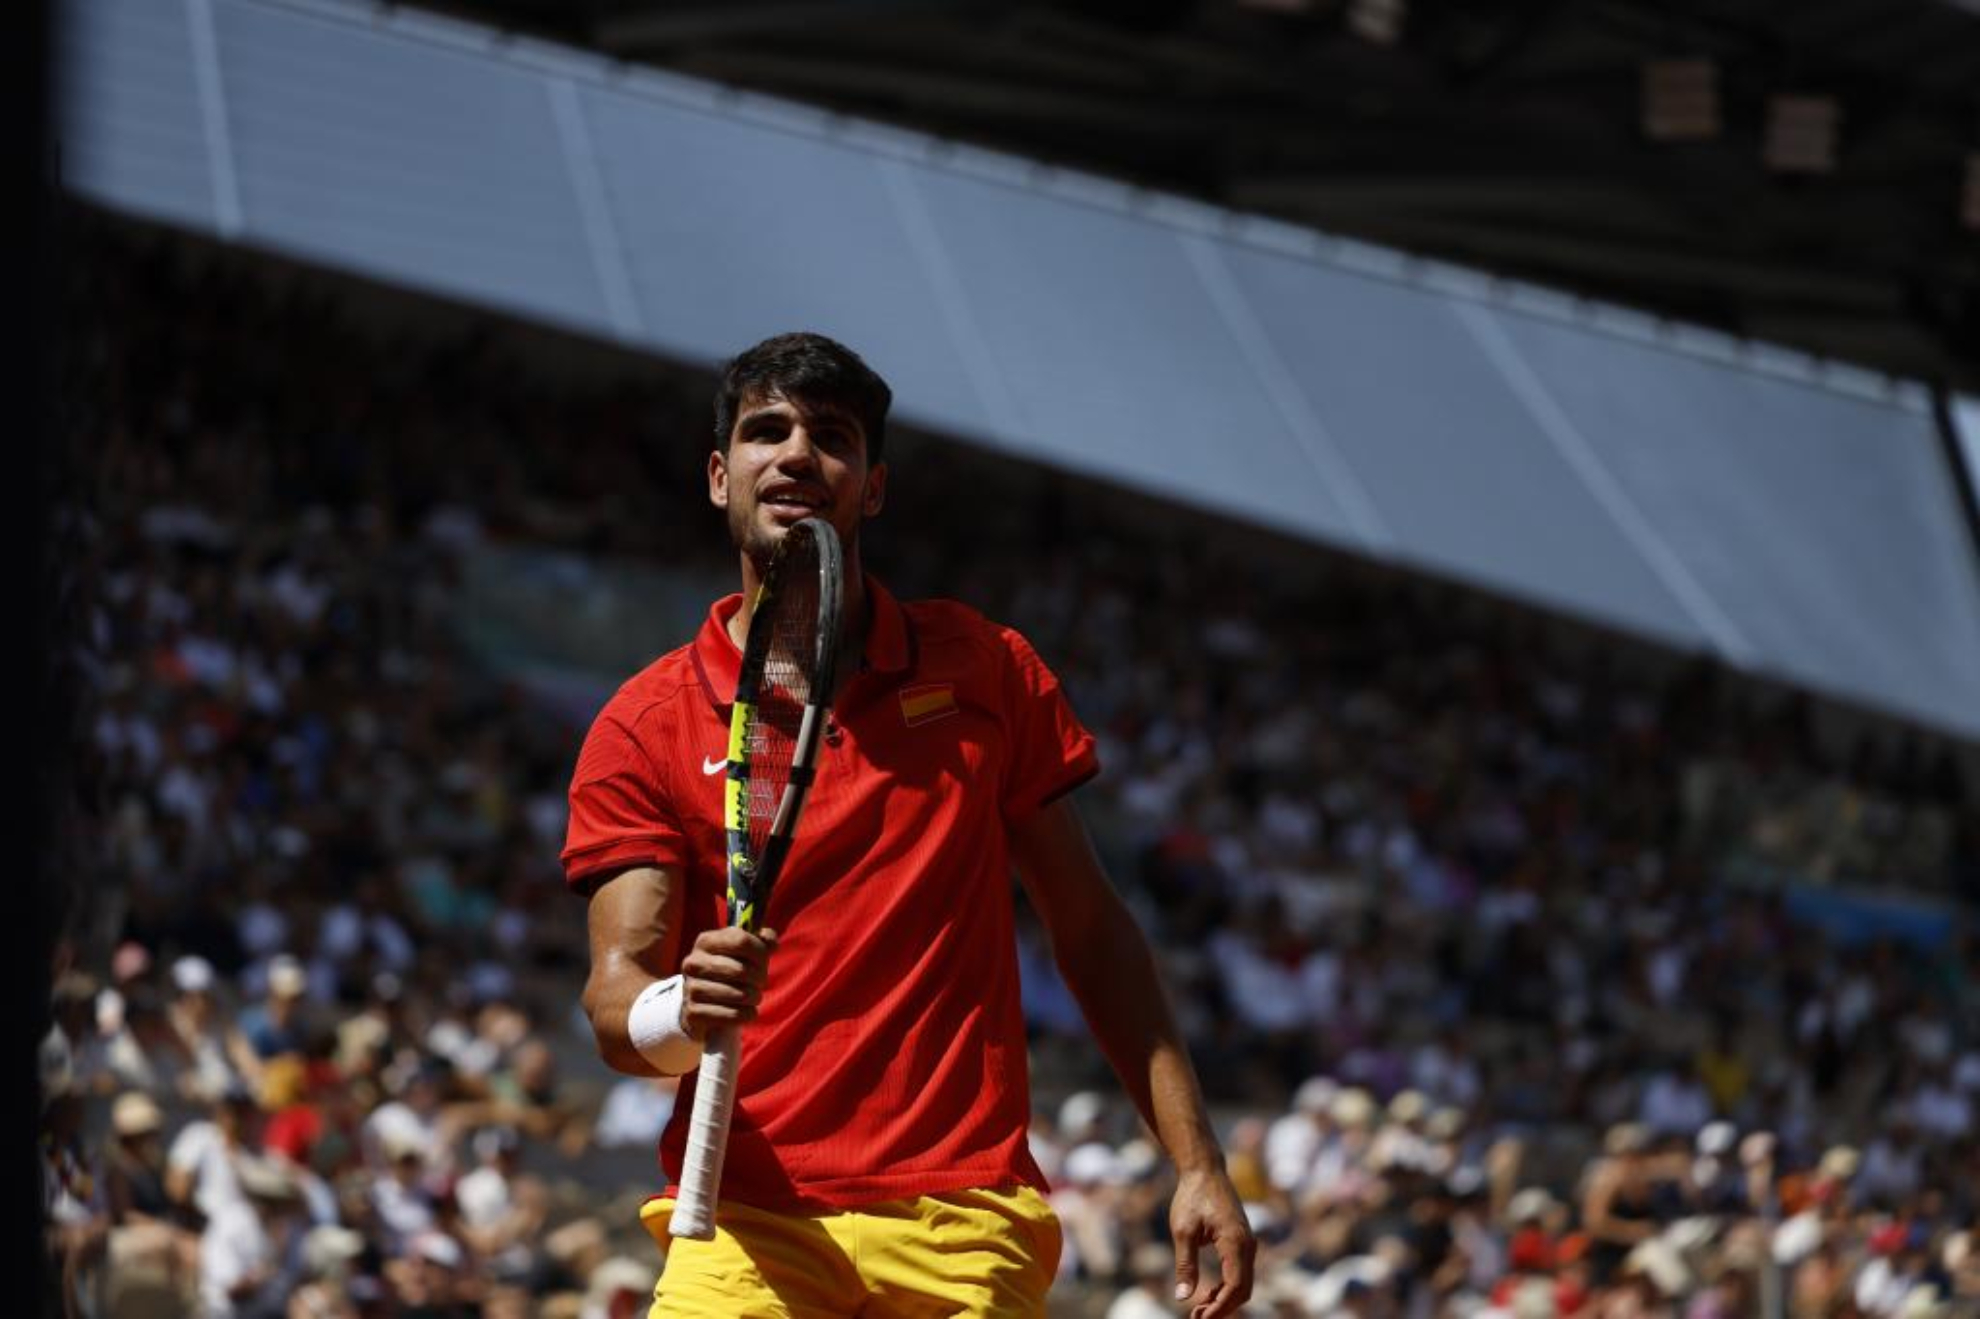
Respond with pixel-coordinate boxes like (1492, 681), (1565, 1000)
(566, 333), (1254, 1318)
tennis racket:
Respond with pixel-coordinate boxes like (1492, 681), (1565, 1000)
(670, 516), (844, 1241)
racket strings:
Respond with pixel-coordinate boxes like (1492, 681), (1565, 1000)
(744, 539), (822, 857)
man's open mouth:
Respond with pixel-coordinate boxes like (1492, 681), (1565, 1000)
(761, 484), (826, 514)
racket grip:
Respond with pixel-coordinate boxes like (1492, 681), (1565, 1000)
(668, 1026), (739, 1242)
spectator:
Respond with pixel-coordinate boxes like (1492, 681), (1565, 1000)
(164, 956), (247, 1106)
(197, 1155), (308, 1319)
(99, 1092), (199, 1313)
(455, 1125), (548, 1276)
(368, 1131), (440, 1254)
(166, 1083), (263, 1229)
(236, 952), (310, 1065)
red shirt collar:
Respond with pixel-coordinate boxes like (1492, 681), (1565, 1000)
(692, 575), (911, 708)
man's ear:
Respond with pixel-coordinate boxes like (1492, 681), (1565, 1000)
(862, 462), (887, 518)
(708, 448), (730, 510)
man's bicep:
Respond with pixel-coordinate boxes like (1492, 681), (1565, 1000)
(1010, 796), (1121, 944)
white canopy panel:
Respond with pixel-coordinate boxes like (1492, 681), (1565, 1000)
(59, 0), (1980, 738)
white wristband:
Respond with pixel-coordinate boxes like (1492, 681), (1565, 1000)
(627, 976), (704, 1076)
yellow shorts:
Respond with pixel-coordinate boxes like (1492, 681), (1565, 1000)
(638, 1184), (1061, 1319)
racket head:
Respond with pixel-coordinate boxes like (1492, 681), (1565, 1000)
(723, 517), (843, 929)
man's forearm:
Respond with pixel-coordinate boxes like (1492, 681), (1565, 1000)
(583, 869), (679, 1077)
(583, 950), (668, 1078)
(1054, 907), (1224, 1175)
(582, 867), (777, 1077)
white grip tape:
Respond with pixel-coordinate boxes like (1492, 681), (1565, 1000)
(668, 1025), (739, 1241)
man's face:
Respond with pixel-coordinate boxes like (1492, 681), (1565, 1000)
(709, 390), (886, 565)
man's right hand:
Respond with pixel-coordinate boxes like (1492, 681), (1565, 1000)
(678, 926), (779, 1039)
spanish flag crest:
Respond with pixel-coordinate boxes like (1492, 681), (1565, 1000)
(899, 682), (958, 727)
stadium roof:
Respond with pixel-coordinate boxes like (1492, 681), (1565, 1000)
(410, 0), (1980, 392)
(59, 0), (1980, 742)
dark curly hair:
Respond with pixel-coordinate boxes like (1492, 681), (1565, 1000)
(713, 332), (893, 466)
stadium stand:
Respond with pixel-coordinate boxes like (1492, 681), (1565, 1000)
(38, 213), (1980, 1318)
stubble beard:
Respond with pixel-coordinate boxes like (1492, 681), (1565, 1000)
(729, 500), (778, 575)
(730, 500), (856, 575)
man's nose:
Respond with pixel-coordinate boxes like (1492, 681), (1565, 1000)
(773, 427), (821, 470)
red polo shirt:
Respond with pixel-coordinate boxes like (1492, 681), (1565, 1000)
(562, 578), (1098, 1210)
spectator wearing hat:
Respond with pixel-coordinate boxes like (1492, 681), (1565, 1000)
(392, 1231), (475, 1319)
(198, 1154), (309, 1319)
(1265, 1076), (1339, 1199)
(1368, 1089), (1435, 1176)
(103, 1093), (179, 1227)
(370, 1128), (441, 1254)
(287, 1224), (367, 1319)
(1940, 1231), (1980, 1313)
(1689, 1120), (1749, 1216)
(1307, 1089), (1380, 1211)
(237, 952), (311, 1066)
(100, 1092), (200, 1315)
(165, 956), (248, 1105)
(1054, 1137), (1129, 1285)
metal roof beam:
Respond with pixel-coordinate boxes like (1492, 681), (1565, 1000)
(593, 0), (976, 51)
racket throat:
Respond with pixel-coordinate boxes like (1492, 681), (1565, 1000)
(755, 833), (796, 892)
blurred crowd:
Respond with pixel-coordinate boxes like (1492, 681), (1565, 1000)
(39, 217), (1980, 1317)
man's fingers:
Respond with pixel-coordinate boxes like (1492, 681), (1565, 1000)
(677, 927), (780, 1034)
(695, 928), (774, 967)
(1190, 1273), (1235, 1318)
(1171, 1227), (1199, 1304)
(683, 940), (775, 986)
(682, 950), (747, 980)
(687, 978), (761, 1008)
(1193, 1227), (1255, 1318)
(1192, 1270), (1242, 1320)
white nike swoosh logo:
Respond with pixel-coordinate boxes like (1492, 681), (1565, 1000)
(702, 756), (727, 776)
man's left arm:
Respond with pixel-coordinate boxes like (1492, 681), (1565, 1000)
(1011, 796), (1256, 1320)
